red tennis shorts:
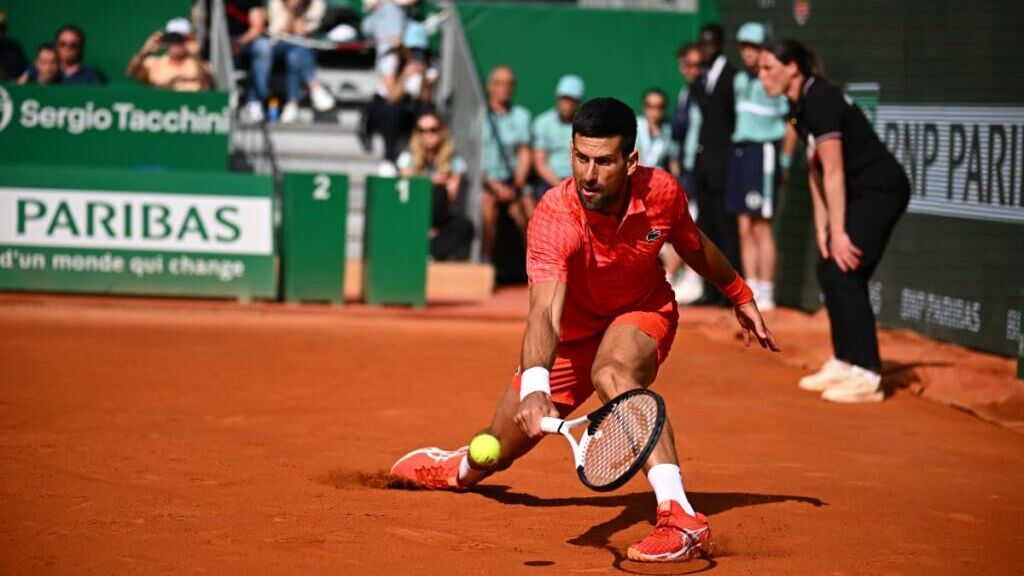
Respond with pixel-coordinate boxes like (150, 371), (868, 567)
(512, 300), (678, 410)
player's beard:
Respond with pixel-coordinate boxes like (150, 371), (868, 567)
(577, 183), (622, 212)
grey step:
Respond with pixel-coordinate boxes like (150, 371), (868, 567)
(234, 125), (376, 157)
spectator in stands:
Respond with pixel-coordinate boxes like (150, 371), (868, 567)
(526, 74), (583, 217)
(692, 23), (738, 306)
(480, 65), (531, 264)
(0, 11), (28, 82)
(17, 44), (60, 85)
(53, 25), (105, 85)
(244, 0), (336, 124)
(668, 41), (705, 304)
(362, 20), (437, 166)
(726, 23), (794, 311)
(636, 88), (680, 175)
(397, 112), (474, 261)
(221, 0), (267, 58)
(126, 18), (212, 92)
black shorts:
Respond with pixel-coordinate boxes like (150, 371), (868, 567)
(725, 142), (780, 218)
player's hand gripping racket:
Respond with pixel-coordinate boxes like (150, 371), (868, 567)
(541, 389), (666, 492)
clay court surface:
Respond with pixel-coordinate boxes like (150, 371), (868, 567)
(2, 296), (1023, 575)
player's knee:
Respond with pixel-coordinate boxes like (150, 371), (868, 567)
(591, 362), (638, 401)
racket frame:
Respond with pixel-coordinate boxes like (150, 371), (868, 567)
(540, 389), (666, 492)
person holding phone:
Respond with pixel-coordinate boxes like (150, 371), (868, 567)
(126, 18), (211, 92)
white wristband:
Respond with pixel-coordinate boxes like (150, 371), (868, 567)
(519, 367), (551, 401)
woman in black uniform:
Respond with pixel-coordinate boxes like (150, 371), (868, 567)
(759, 39), (910, 403)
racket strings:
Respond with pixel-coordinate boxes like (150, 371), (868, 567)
(580, 394), (660, 487)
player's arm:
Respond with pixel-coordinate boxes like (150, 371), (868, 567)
(676, 231), (781, 351)
(514, 280), (566, 438)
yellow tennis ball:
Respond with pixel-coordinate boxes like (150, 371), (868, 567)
(469, 433), (501, 467)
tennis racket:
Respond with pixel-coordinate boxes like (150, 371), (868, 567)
(540, 389), (666, 492)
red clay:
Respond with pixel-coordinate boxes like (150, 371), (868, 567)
(1, 298), (1022, 575)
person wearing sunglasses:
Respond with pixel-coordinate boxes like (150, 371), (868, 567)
(396, 112), (474, 261)
(53, 25), (104, 85)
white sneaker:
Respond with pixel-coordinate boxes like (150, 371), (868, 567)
(310, 84), (336, 111)
(758, 298), (776, 311)
(821, 366), (884, 403)
(280, 101), (299, 124)
(798, 358), (851, 391)
(242, 100), (264, 124)
(674, 269), (704, 304)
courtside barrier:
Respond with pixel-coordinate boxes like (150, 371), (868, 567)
(0, 165), (275, 299)
(281, 172), (348, 304)
(363, 176), (431, 308)
(0, 85), (230, 171)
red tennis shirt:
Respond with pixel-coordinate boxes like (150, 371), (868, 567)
(526, 166), (701, 343)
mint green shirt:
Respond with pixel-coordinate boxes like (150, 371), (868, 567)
(481, 105), (531, 181)
(732, 71), (789, 143)
(531, 108), (574, 179)
(683, 104), (701, 172)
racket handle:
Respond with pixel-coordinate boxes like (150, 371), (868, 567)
(540, 417), (564, 434)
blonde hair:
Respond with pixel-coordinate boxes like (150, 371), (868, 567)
(410, 113), (454, 174)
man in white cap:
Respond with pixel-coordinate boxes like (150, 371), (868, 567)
(525, 74), (585, 216)
(126, 17), (212, 91)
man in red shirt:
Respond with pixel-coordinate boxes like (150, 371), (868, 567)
(391, 98), (779, 562)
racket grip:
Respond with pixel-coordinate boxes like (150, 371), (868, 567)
(540, 417), (564, 434)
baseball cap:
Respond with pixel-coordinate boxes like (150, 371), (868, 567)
(555, 74), (585, 101)
(736, 22), (765, 46)
(163, 17), (192, 42)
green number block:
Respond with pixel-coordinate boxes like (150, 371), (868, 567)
(363, 176), (431, 307)
(281, 172), (349, 303)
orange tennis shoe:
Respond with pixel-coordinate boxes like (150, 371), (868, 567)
(389, 446), (467, 490)
(627, 501), (712, 562)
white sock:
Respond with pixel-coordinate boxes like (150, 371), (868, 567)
(647, 463), (696, 516)
(747, 277), (762, 302)
(457, 454), (471, 482)
(763, 281), (775, 301)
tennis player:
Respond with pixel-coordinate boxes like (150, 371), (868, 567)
(392, 98), (780, 562)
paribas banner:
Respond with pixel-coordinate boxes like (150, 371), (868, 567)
(875, 105), (1024, 223)
(0, 166), (276, 299)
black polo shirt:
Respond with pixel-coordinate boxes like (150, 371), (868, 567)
(788, 76), (905, 192)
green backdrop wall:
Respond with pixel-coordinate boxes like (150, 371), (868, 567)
(3, 0), (192, 85)
(455, 1), (720, 117)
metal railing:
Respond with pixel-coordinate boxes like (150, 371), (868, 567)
(439, 3), (485, 261)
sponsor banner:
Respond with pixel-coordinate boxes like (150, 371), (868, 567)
(0, 85), (229, 171)
(876, 105), (1024, 224)
(0, 166), (275, 299)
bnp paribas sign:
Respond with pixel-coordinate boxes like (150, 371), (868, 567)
(0, 166), (276, 299)
(0, 85), (230, 171)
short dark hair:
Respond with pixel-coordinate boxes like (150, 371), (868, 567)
(572, 97), (637, 156)
(764, 38), (821, 78)
(36, 42), (56, 57)
(676, 42), (698, 59)
(55, 24), (85, 47)
(699, 23), (724, 50)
